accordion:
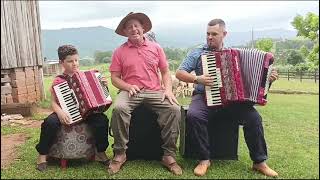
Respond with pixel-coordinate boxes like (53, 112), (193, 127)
(201, 48), (274, 107)
(53, 70), (112, 124)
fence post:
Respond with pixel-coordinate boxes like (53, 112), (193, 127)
(287, 70), (289, 81)
(300, 70), (302, 82)
(315, 71), (317, 83)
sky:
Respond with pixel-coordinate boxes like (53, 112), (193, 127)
(39, 1), (319, 32)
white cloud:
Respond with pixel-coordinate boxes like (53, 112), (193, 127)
(39, 1), (319, 31)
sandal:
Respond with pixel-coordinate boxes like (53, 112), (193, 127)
(36, 162), (48, 172)
(107, 158), (126, 175)
(161, 160), (183, 175)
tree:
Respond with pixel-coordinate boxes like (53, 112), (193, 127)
(294, 62), (310, 72)
(299, 45), (309, 58)
(286, 50), (304, 66)
(94, 50), (113, 64)
(291, 12), (319, 41)
(255, 38), (274, 52)
(291, 12), (319, 69)
(163, 47), (188, 62)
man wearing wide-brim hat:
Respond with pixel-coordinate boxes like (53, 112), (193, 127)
(108, 12), (183, 176)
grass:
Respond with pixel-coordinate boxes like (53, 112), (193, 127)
(1, 93), (318, 179)
(270, 78), (319, 93)
(1, 125), (31, 135)
(1, 64), (319, 179)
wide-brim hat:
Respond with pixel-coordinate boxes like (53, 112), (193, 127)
(115, 12), (152, 37)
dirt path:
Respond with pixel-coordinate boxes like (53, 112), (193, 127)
(1, 107), (52, 169)
(1, 133), (28, 169)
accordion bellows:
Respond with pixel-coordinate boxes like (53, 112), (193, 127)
(201, 48), (274, 107)
(53, 70), (112, 124)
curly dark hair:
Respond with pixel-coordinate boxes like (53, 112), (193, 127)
(57, 45), (78, 61)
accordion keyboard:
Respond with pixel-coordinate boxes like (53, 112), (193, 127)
(94, 72), (112, 101)
(201, 53), (223, 106)
(53, 81), (82, 123)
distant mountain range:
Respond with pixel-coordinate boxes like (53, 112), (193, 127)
(41, 26), (297, 59)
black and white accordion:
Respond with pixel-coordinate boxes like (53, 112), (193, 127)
(201, 48), (274, 107)
(53, 70), (112, 124)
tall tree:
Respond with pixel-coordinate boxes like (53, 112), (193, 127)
(291, 12), (319, 69)
(286, 50), (304, 66)
(255, 38), (274, 52)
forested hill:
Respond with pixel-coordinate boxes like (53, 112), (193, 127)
(42, 26), (296, 59)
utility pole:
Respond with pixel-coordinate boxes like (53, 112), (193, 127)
(251, 27), (254, 48)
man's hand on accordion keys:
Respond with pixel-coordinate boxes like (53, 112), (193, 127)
(268, 68), (279, 83)
(196, 74), (215, 86)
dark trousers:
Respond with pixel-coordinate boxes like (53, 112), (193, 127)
(36, 112), (109, 155)
(187, 94), (268, 163)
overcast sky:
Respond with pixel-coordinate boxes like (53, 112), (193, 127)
(39, 1), (319, 32)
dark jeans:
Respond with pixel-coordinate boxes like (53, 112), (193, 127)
(35, 112), (109, 155)
(187, 94), (268, 163)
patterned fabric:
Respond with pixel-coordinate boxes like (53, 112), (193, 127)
(48, 123), (95, 159)
(220, 51), (238, 101)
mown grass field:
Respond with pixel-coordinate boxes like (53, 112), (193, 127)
(270, 78), (319, 93)
(1, 64), (319, 179)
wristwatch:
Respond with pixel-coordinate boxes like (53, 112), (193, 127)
(193, 76), (199, 84)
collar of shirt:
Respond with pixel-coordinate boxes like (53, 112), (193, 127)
(202, 44), (226, 51)
(126, 37), (150, 48)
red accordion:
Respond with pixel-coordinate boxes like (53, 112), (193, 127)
(201, 48), (274, 107)
(53, 70), (112, 124)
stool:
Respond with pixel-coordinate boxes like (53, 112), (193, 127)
(180, 105), (239, 160)
(48, 122), (96, 169)
(125, 104), (164, 161)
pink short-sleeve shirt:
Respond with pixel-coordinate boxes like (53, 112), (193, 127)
(109, 38), (168, 91)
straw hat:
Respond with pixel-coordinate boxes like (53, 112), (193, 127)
(115, 12), (152, 37)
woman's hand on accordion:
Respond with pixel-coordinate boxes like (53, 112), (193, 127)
(197, 74), (215, 86)
(268, 68), (279, 83)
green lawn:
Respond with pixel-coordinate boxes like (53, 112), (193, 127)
(1, 93), (319, 179)
(270, 79), (319, 93)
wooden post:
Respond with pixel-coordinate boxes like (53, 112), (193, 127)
(287, 70), (289, 81)
(38, 66), (46, 100)
(315, 71), (317, 83)
(300, 70), (302, 82)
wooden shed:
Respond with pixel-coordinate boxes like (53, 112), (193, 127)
(1, 0), (44, 105)
(42, 59), (63, 76)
